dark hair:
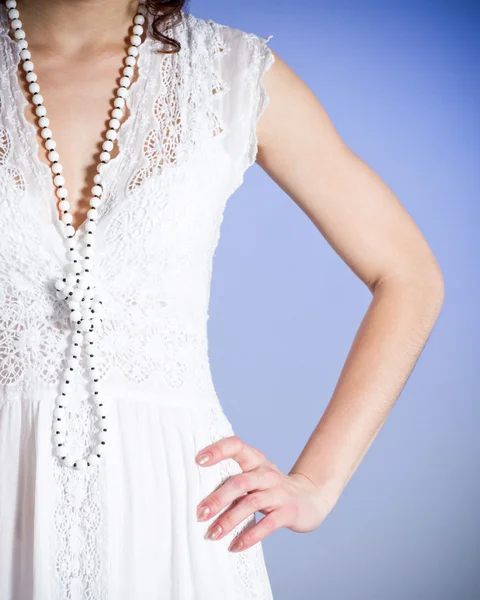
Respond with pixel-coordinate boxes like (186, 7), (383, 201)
(144, 0), (189, 53)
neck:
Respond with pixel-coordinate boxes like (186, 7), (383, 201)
(14, 0), (142, 55)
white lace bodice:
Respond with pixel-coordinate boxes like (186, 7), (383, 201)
(0, 6), (275, 406)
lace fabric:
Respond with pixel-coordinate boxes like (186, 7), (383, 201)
(0, 6), (276, 599)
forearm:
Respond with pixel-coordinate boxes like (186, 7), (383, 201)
(288, 274), (444, 508)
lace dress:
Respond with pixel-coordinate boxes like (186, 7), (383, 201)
(0, 5), (275, 599)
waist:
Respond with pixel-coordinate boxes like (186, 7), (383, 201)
(0, 365), (222, 410)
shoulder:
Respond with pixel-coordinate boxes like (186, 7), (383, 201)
(176, 10), (275, 64)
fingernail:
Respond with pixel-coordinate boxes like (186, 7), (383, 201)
(196, 453), (211, 465)
(206, 524), (222, 540)
(229, 539), (243, 552)
(197, 505), (210, 521)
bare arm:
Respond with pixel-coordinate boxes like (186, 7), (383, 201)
(195, 48), (445, 552)
(256, 50), (445, 507)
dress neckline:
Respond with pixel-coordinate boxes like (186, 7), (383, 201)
(0, 3), (155, 246)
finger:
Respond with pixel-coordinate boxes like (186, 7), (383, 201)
(205, 486), (283, 541)
(228, 506), (293, 553)
(195, 435), (271, 473)
(197, 465), (281, 522)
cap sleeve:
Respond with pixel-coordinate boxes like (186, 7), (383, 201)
(206, 20), (276, 178)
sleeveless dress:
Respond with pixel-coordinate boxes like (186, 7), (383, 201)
(0, 5), (275, 599)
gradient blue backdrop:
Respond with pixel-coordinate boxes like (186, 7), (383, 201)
(189, 1), (479, 598)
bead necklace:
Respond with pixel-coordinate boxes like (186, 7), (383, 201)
(5, 0), (148, 470)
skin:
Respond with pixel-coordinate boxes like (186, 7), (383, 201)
(16, 0), (445, 555)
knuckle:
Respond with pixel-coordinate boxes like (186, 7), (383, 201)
(248, 493), (263, 511)
(221, 512), (236, 531)
(262, 517), (277, 533)
(232, 473), (250, 491)
(251, 446), (267, 461)
(263, 464), (281, 481)
(208, 492), (223, 513)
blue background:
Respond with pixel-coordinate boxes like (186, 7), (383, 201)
(191, 1), (479, 598)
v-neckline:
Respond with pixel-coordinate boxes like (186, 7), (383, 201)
(1, 4), (154, 246)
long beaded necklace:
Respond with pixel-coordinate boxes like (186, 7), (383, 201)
(5, 0), (148, 470)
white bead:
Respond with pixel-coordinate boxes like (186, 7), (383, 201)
(102, 140), (114, 152)
(8, 8), (19, 19)
(72, 332), (83, 344)
(39, 116), (50, 129)
(32, 93), (43, 105)
(94, 444), (105, 455)
(125, 56), (136, 67)
(123, 66), (134, 78)
(96, 405), (107, 418)
(40, 127), (52, 139)
(119, 76), (131, 88)
(75, 458), (88, 470)
(60, 378), (71, 392)
(98, 429), (108, 441)
(67, 248), (81, 261)
(109, 118), (120, 130)
(87, 208), (98, 220)
(54, 432), (66, 444)
(70, 310), (82, 322)
(63, 455), (75, 467)
(54, 175), (65, 187)
(29, 82), (40, 95)
(11, 18), (22, 30)
(49, 150), (59, 162)
(55, 420), (67, 433)
(62, 213), (73, 225)
(22, 59), (34, 71)
(51, 162), (63, 174)
(65, 225), (75, 237)
(113, 97), (125, 109)
(17, 39), (28, 51)
(100, 151), (111, 163)
(67, 299), (80, 311)
(128, 45), (139, 57)
(65, 275), (76, 286)
(79, 319), (91, 332)
(132, 24), (143, 36)
(91, 380), (101, 393)
(93, 174), (102, 184)
(35, 104), (46, 117)
(72, 288), (84, 302)
(105, 129), (117, 141)
(130, 35), (141, 46)
(89, 196), (100, 208)
(134, 14), (145, 25)
(14, 29), (26, 40)
(116, 87), (128, 98)
(54, 407), (65, 419)
(45, 139), (57, 151)
(85, 330), (97, 343)
(88, 454), (100, 466)
(112, 108), (123, 120)
(6, 1), (17, 9)
(56, 445), (68, 458)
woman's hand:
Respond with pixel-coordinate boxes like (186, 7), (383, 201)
(195, 435), (336, 553)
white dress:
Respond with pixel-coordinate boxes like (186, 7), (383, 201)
(0, 5), (275, 599)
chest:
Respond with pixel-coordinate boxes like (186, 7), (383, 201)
(18, 47), (136, 230)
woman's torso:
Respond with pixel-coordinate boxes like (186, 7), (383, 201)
(0, 6), (260, 407)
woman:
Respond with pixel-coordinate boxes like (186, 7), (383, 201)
(0, 0), (444, 598)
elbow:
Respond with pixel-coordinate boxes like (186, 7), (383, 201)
(371, 260), (445, 314)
